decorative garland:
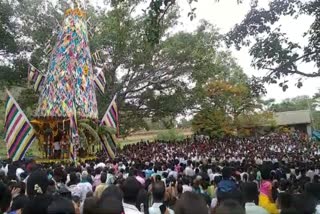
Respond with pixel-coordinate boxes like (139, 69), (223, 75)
(65, 8), (86, 18)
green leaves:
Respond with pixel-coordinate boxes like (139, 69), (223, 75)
(227, 0), (320, 88)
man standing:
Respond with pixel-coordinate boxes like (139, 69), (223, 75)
(53, 139), (61, 159)
(243, 182), (268, 214)
(149, 181), (174, 214)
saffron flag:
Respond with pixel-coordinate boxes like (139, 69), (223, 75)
(4, 90), (36, 161)
(94, 70), (106, 94)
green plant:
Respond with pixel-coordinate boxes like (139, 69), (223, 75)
(156, 129), (185, 141)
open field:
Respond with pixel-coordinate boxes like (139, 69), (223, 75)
(117, 129), (193, 147)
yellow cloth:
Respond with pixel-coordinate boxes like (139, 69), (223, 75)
(93, 183), (108, 199)
(259, 194), (279, 214)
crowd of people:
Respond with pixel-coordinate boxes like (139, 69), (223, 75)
(0, 133), (320, 214)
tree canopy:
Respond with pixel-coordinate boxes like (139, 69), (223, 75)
(0, 0), (261, 136)
(226, 0), (320, 91)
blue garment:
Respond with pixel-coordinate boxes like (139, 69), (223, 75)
(144, 169), (154, 178)
(217, 179), (237, 193)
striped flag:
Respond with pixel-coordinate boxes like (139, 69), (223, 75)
(4, 90), (36, 161)
(100, 95), (118, 131)
(101, 134), (115, 159)
(44, 40), (53, 55)
(94, 70), (106, 94)
(99, 95), (119, 159)
(92, 50), (102, 65)
(68, 103), (79, 162)
(28, 64), (46, 92)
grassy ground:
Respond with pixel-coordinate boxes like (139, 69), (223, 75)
(0, 129), (193, 159)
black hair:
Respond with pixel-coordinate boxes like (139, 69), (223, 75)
(47, 196), (75, 214)
(291, 193), (316, 214)
(152, 181), (166, 202)
(100, 185), (123, 202)
(100, 172), (107, 183)
(26, 170), (49, 196)
(0, 182), (11, 213)
(95, 197), (124, 214)
(121, 177), (141, 204)
(174, 192), (207, 214)
(277, 193), (292, 210)
(222, 167), (232, 180)
(83, 197), (97, 214)
(242, 182), (258, 203)
(215, 199), (245, 214)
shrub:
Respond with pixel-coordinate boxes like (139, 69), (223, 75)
(156, 129), (185, 141)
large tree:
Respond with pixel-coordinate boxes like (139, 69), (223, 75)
(226, 0), (320, 91)
(192, 76), (267, 137)
(0, 0), (251, 136)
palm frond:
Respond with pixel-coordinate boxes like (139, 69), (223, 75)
(79, 122), (100, 145)
(98, 126), (116, 136)
(79, 129), (88, 148)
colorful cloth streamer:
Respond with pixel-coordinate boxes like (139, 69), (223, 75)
(4, 90), (36, 161)
(94, 69), (106, 94)
(35, 8), (98, 119)
(68, 102), (79, 162)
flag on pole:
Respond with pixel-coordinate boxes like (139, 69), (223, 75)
(101, 134), (115, 159)
(99, 95), (119, 158)
(44, 40), (53, 55)
(94, 70), (106, 94)
(100, 95), (118, 131)
(92, 50), (102, 65)
(4, 90), (36, 161)
(33, 75), (45, 92)
(68, 103), (78, 162)
(28, 64), (46, 92)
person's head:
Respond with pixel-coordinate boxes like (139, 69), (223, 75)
(47, 196), (75, 214)
(305, 182), (320, 201)
(174, 192), (207, 214)
(214, 199), (245, 214)
(95, 197), (124, 214)
(68, 172), (79, 186)
(121, 177), (141, 204)
(291, 193), (316, 214)
(222, 167), (232, 180)
(26, 170), (49, 196)
(100, 172), (107, 184)
(276, 193), (292, 211)
(100, 185), (123, 202)
(0, 182), (11, 213)
(152, 181), (166, 202)
(242, 182), (258, 203)
(83, 197), (97, 214)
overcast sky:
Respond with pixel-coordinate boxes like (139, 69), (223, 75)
(174, 0), (320, 102)
(90, 0), (320, 102)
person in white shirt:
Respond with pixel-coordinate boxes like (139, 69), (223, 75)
(76, 171), (92, 202)
(122, 177), (143, 214)
(243, 182), (268, 214)
(149, 181), (174, 214)
(184, 160), (195, 177)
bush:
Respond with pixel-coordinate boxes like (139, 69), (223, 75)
(156, 129), (185, 141)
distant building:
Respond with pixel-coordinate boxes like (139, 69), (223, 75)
(274, 110), (312, 136)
